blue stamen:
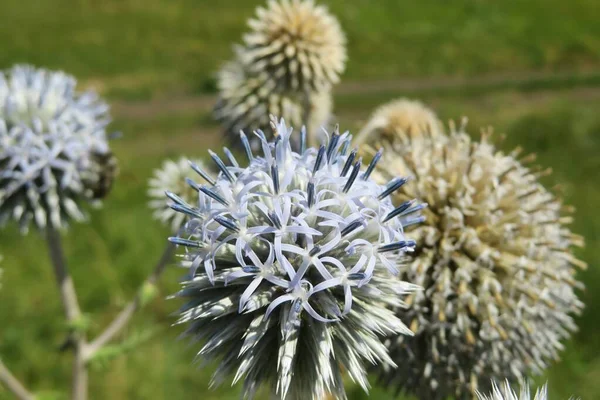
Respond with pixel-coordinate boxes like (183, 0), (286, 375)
(189, 161), (216, 186)
(313, 145), (326, 174)
(185, 177), (201, 192)
(362, 149), (383, 180)
(326, 126), (340, 162)
(307, 179), (316, 208)
(199, 186), (229, 206)
(341, 219), (364, 237)
(168, 237), (202, 248)
(300, 126), (307, 154)
(378, 178), (408, 200)
(378, 240), (416, 253)
(271, 163), (280, 194)
(240, 131), (254, 162)
(309, 245), (321, 257)
(268, 211), (283, 229)
(214, 215), (240, 232)
(209, 150), (235, 183)
(341, 149), (357, 177)
(343, 159), (362, 193)
(223, 147), (239, 168)
(402, 216), (426, 228)
(383, 200), (415, 223)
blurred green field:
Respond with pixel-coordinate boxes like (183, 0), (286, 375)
(1, 0), (599, 399)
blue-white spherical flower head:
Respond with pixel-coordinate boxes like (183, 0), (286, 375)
(0, 65), (117, 232)
(167, 117), (422, 399)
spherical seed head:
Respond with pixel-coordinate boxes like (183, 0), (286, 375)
(168, 117), (422, 399)
(0, 65), (116, 233)
(214, 58), (332, 149)
(354, 98), (444, 147)
(148, 157), (206, 232)
(240, 0), (346, 93)
(371, 122), (584, 399)
(477, 380), (549, 400)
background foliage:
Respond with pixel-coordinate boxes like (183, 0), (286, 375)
(0, 0), (599, 399)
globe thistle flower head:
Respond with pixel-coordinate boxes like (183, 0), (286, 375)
(240, 0), (346, 93)
(371, 120), (585, 399)
(148, 157), (207, 232)
(0, 65), (116, 233)
(477, 380), (549, 400)
(0, 65), (110, 132)
(214, 57), (332, 150)
(354, 98), (444, 147)
(168, 116), (422, 399)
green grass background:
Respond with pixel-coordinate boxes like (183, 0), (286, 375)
(0, 0), (599, 399)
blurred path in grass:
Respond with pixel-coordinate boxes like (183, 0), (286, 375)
(109, 69), (600, 119)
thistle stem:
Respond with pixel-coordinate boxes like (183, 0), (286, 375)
(0, 359), (34, 400)
(84, 241), (175, 361)
(45, 225), (88, 400)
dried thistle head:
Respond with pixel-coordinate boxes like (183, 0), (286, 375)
(369, 120), (584, 399)
(0, 65), (116, 232)
(214, 53), (332, 150)
(167, 117), (422, 399)
(148, 157), (207, 232)
(240, 0), (346, 93)
(354, 98), (444, 147)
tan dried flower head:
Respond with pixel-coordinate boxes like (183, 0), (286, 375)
(354, 98), (444, 147)
(371, 120), (585, 399)
(239, 0), (346, 93)
(214, 57), (332, 148)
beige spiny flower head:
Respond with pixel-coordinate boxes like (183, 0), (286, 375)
(148, 157), (206, 232)
(239, 0), (346, 94)
(369, 119), (585, 399)
(354, 98), (444, 147)
(214, 56), (332, 149)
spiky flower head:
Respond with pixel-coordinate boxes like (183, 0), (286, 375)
(0, 65), (116, 232)
(354, 98), (444, 147)
(477, 380), (549, 400)
(214, 55), (332, 149)
(370, 120), (584, 399)
(167, 117), (422, 399)
(239, 0), (346, 94)
(148, 157), (207, 232)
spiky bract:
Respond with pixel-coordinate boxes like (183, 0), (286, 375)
(167, 117), (422, 399)
(240, 0), (346, 93)
(477, 380), (549, 400)
(148, 157), (207, 232)
(354, 98), (444, 147)
(214, 58), (332, 149)
(371, 121), (584, 399)
(0, 65), (116, 232)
